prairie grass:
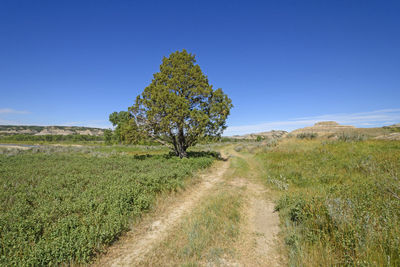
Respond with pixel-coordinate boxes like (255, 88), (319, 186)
(0, 149), (215, 265)
(141, 185), (243, 266)
(229, 155), (250, 178)
(256, 139), (400, 266)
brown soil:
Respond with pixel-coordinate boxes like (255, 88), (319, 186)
(230, 178), (284, 266)
(0, 144), (31, 150)
(223, 148), (286, 266)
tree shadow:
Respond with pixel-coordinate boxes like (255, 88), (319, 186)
(187, 151), (224, 160)
(131, 154), (159, 160)
(165, 151), (227, 161)
(131, 150), (226, 161)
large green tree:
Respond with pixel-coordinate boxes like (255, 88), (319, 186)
(130, 49), (232, 158)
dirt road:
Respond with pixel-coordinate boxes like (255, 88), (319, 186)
(94, 148), (285, 266)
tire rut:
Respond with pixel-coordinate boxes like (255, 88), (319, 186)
(229, 150), (285, 266)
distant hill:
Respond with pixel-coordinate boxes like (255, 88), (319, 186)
(227, 121), (400, 141)
(231, 130), (288, 140)
(291, 121), (400, 140)
(0, 125), (105, 136)
(378, 123), (400, 140)
(383, 123), (400, 128)
(291, 121), (355, 135)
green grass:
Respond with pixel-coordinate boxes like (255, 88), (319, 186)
(256, 139), (400, 266)
(94, 144), (167, 154)
(229, 156), (250, 178)
(0, 149), (215, 265)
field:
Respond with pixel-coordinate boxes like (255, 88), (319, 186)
(2, 137), (400, 266)
(0, 146), (215, 265)
(255, 139), (400, 266)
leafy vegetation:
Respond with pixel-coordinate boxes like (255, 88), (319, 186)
(112, 49), (232, 158)
(256, 139), (400, 266)
(0, 147), (215, 265)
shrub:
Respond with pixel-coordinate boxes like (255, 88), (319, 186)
(234, 145), (243, 152)
(337, 133), (367, 142)
(296, 132), (318, 139)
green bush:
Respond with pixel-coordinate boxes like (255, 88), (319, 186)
(0, 150), (214, 265)
(296, 132), (318, 139)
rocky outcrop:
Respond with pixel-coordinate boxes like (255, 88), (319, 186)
(231, 130), (287, 140)
(35, 127), (75, 136)
(375, 133), (400, 140)
(0, 125), (105, 136)
(291, 121), (355, 136)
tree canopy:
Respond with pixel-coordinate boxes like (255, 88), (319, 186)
(130, 49), (233, 157)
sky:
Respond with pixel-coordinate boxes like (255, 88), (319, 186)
(0, 0), (399, 135)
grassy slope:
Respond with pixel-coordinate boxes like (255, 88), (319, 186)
(256, 139), (400, 266)
(0, 148), (214, 265)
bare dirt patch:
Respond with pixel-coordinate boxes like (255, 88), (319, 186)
(228, 149), (286, 266)
(251, 196), (282, 264)
(0, 144), (31, 150)
(231, 177), (284, 266)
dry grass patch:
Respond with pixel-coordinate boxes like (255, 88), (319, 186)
(140, 184), (243, 266)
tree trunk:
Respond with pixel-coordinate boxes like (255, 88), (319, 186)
(177, 127), (188, 158)
(170, 133), (180, 156)
(176, 136), (187, 158)
(177, 144), (187, 158)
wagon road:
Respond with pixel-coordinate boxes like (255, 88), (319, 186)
(94, 148), (285, 266)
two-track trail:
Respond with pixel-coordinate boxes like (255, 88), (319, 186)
(94, 156), (230, 266)
(229, 150), (285, 266)
(94, 148), (286, 266)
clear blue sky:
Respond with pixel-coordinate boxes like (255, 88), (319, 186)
(1, 0), (399, 135)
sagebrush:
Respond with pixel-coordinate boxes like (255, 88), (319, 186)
(257, 140), (400, 266)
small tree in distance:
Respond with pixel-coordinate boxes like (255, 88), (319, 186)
(109, 111), (144, 144)
(130, 49), (233, 158)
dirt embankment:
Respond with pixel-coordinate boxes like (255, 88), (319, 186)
(291, 121), (355, 136)
(0, 125), (105, 136)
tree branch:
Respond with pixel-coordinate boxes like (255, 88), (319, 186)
(147, 132), (173, 149)
(387, 188), (400, 201)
